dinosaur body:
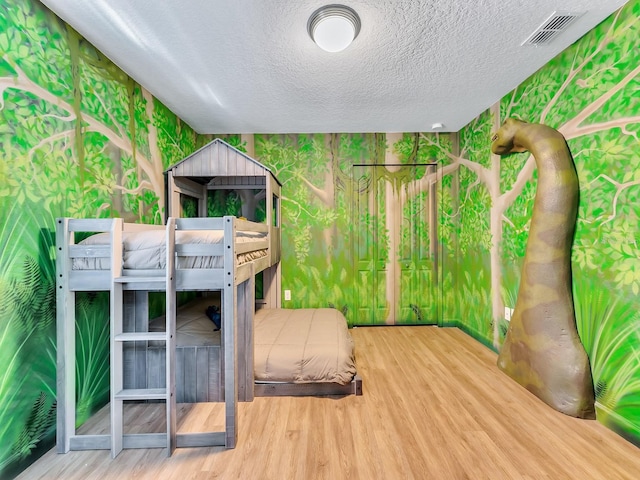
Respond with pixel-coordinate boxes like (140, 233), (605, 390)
(491, 118), (595, 419)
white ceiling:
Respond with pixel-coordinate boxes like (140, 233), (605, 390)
(40, 0), (627, 134)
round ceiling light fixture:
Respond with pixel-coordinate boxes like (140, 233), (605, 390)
(308, 4), (361, 53)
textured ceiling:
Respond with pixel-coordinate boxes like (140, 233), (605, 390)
(40, 0), (628, 134)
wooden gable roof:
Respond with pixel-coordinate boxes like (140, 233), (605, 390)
(165, 138), (280, 185)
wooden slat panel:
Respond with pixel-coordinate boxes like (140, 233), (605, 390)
(123, 223), (164, 232)
(69, 271), (110, 291)
(207, 176), (266, 187)
(223, 143), (233, 175)
(175, 347), (185, 403)
(123, 433), (167, 449)
(146, 347), (164, 389)
(209, 346), (222, 402)
(193, 150), (204, 176)
(68, 435), (110, 450)
(196, 347), (209, 402)
(177, 432), (225, 448)
(68, 218), (114, 232)
(176, 270), (225, 291)
(68, 244), (110, 258)
(175, 217), (224, 230)
(211, 142), (220, 169)
(235, 241), (268, 255)
(176, 244), (224, 256)
(234, 151), (244, 176)
(183, 348), (197, 403)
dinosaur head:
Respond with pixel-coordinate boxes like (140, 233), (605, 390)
(491, 118), (528, 155)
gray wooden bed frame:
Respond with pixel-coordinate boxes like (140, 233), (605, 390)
(56, 139), (361, 460)
(56, 215), (272, 457)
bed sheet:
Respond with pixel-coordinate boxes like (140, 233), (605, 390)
(254, 308), (356, 385)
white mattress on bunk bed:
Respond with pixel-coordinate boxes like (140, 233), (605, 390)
(254, 308), (357, 385)
(72, 229), (267, 270)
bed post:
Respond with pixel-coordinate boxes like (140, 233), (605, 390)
(56, 218), (75, 453)
(223, 216), (238, 448)
(237, 265), (255, 402)
(165, 218), (177, 456)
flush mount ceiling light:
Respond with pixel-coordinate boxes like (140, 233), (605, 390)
(308, 4), (361, 53)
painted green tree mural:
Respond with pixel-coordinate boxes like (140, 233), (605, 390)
(2, 1), (639, 477)
(254, 134), (355, 316)
(0, 1), (203, 475)
(254, 132), (448, 326)
(448, 3), (640, 442)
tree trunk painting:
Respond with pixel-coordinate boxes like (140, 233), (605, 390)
(384, 132), (403, 323)
(0, 57), (167, 222)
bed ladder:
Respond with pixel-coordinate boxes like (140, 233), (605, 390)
(109, 219), (177, 458)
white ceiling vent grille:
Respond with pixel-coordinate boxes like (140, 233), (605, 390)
(522, 11), (585, 46)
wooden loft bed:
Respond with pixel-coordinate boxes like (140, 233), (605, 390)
(55, 139), (360, 459)
(56, 139), (282, 458)
(56, 215), (270, 457)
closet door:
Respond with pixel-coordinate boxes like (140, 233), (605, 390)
(352, 164), (438, 325)
(353, 165), (387, 325)
(397, 164), (438, 324)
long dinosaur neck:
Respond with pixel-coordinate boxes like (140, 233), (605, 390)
(516, 124), (578, 277)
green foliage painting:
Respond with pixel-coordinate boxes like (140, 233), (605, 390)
(0, 0), (203, 475)
(2, 0), (640, 476)
(449, 1), (640, 444)
(253, 133), (443, 326)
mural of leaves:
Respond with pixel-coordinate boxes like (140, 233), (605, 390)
(451, 0), (640, 443)
(0, 1), (205, 476)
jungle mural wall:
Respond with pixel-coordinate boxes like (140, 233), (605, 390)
(249, 133), (448, 327)
(444, 0), (640, 445)
(2, 0), (639, 476)
(0, 0), (214, 476)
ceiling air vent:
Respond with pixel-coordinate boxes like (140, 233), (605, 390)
(522, 11), (584, 46)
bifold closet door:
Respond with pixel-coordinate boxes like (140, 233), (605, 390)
(352, 164), (438, 325)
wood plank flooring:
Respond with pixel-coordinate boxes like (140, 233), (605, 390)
(18, 326), (640, 479)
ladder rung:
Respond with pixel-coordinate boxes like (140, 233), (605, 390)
(113, 276), (166, 284)
(115, 388), (167, 401)
(115, 332), (166, 342)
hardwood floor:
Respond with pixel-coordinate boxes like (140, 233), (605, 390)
(18, 327), (640, 479)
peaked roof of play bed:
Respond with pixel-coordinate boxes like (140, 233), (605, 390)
(165, 138), (281, 185)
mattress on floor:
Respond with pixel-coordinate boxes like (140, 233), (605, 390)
(254, 308), (356, 385)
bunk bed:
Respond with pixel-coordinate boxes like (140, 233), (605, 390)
(56, 215), (269, 457)
(55, 139), (361, 459)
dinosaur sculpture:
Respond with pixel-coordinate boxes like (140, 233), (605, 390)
(491, 118), (595, 418)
